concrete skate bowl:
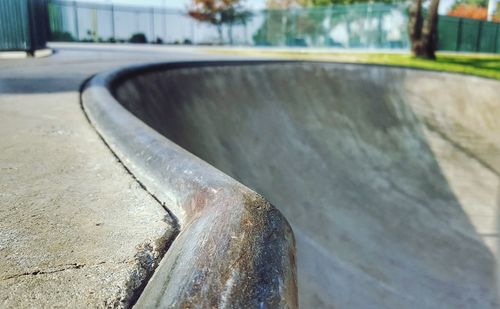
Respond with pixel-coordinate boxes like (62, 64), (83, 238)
(82, 61), (500, 308)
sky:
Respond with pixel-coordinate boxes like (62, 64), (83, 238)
(61, 0), (456, 15)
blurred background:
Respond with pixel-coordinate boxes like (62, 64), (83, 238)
(0, 0), (499, 54)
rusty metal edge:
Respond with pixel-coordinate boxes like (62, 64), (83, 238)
(81, 60), (298, 308)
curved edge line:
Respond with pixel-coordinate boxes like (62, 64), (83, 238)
(78, 76), (181, 308)
(80, 61), (298, 308)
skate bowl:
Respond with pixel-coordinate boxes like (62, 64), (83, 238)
(82, 61), (500, 308)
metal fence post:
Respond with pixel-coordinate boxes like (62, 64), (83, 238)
(244, 22), (248, 45)
(163, 9), (167, 42)
(346, 16), (352, 48)
(291, 10), (297, 46)
(150, 7), (155, 42)
(27, 0), (36, 54)
(190, 20), (194, 43)
(265, 10), (269, 44)
(495, 22), (499, 53)
(476, 20), (482, 52)
(58, 3), (63, 34)
(135, 12), (139, 33)
(456, 18), (462, 51)
(377, 11), (383, 47)
(73, 1), (79, 40)
(111, 4), (115, 41)
(91, 5), (97, 41)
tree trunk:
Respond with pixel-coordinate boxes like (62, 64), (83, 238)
(408, 0), (423, 53)
(408, 0), (440, 59)
(423, 0), (440, 58)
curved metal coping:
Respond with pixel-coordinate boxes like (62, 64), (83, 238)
(81, 61), (298, 308)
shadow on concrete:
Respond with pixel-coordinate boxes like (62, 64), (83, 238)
(0, 77), (84, 94)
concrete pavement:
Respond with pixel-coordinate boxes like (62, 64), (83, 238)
(0, 44), (217, 308)
(1, 43), (499, 308)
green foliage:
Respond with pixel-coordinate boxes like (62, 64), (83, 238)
(188, 0), (252, 27)
(129, 33), (148, 44)
(189, 0), (252, 43)
(303, 0), (399, 5)
(50, 31), (74, 42)
(267, 0), (405, 7)
(452, 0), (488, 8)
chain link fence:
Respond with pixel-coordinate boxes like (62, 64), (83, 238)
(47, 1), (410, 48)
(438, 15), (500, 53)
(47, 0), (499, 53)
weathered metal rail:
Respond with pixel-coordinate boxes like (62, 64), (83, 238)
(81, 61), (298, 308)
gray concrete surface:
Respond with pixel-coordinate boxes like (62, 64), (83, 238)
(112, 63), (500, 308)
(0, 44), (224, 308)
(2, 43), (499, 308)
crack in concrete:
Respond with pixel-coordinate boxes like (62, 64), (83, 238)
(0, 256), (154, 281)
(1, 263), (87, 280)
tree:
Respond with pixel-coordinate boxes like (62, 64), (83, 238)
(266, 0), (302, 8)
(447, 0), (500, 21)
(222, 5), (253, 44)
(266, 0), (401, 7)
(408, 0), (440, 59)
(452, 0), (488, 8)
(448, 4), (488, 19)
(188, 0), (251, 44)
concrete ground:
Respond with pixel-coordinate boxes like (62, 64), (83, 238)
(1, 43), (499, 308)
(0, 44), (223, 308)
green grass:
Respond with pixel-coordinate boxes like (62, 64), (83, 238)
(204, 48), (500, 80)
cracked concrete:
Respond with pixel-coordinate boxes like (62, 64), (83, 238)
(0, 89), (176, 308)
(0, 44), (222, 308)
